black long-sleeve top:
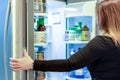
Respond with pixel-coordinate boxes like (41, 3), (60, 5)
(33, 36), (120, 80)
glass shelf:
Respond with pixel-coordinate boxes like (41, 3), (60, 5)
(64, 74), (91, 80)
(34, 43), (47, 46)
(65, 41), (89, 44)
(65, 77), (91, 80)
(34, 12), (47, 16)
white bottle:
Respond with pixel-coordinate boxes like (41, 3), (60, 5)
(70, 49), (75, 56)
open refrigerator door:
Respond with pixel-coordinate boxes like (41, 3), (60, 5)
(11, 0), (34, 80)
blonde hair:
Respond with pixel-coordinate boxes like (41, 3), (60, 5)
(96, 0), (120, 46)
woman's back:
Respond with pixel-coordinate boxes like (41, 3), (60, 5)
(87, 36), (120, 80)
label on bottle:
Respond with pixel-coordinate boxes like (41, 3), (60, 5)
(69, 30), (75, 41)
(34, 31), (47, 45)
(65, 30), (69, 41)
(81, 31), (90, 41)
(37, 52), (43, 60)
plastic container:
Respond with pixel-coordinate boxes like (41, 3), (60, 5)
(69, 69), (84, 78)
(34, 0), (46, 13)
(64, 30), (69, 41)
(69, 30), (75, 41)
(69, 67), (91, 79)
(34, 31), (47, 45)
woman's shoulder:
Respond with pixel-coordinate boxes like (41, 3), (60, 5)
(94, 35), (113, 42)
(91, 35), (115, 47)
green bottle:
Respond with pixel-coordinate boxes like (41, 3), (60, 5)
(37, 17), (46, 31)
(78, 22), (82, 34)
(76, 22), (82, 41)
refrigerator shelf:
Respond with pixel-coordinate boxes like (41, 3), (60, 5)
(65, 41), (89, 44)
(65, 76), (91, 80)
(34, 12), (47, 16)
(34, 43), (47, 46)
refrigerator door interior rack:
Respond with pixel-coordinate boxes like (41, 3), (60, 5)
(4, 0), (11, 80)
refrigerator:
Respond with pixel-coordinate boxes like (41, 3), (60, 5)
(2, 0), (97, 80)
(1, 0), (34, 80)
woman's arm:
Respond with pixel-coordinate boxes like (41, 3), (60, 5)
(10, 36), (111, 71)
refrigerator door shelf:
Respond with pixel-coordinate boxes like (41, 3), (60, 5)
(34, 12), (47, 17)
(34, 43), (47, 46)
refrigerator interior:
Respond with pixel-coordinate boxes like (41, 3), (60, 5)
(33, 0), (97, 80)
(64, 1), (96, 80)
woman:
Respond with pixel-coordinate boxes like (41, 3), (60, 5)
(10, 0), (120, 80)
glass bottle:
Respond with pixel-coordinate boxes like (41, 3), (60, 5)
(81, 24), (90, 41)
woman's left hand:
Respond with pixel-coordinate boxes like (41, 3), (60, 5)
(10, 49), (34, 71)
